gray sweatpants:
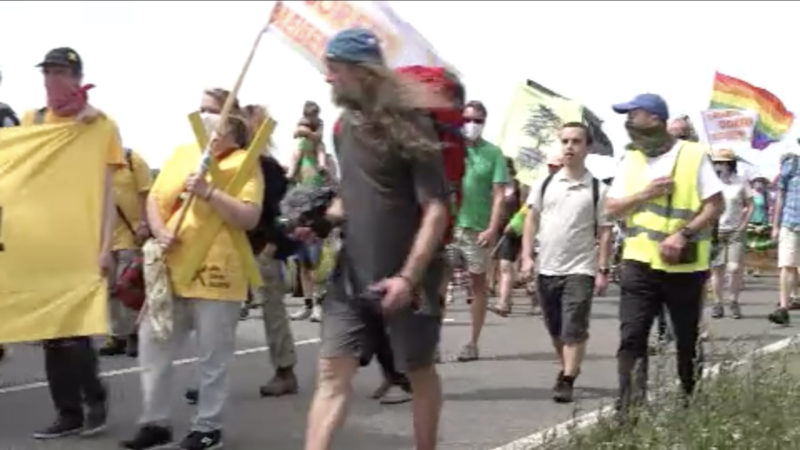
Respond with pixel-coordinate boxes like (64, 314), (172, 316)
(138, 297), (240, 432)
(108, 249), (140, 337)
(252, 252), (296, 370)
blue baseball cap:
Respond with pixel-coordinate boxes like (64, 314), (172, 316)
(325, 28), (384, 65)
(612, 93), (669, 121)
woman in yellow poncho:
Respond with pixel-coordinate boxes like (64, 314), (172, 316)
(122, 96), (263, 450)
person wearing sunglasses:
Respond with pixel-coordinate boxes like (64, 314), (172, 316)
(453, 100), (510, 362)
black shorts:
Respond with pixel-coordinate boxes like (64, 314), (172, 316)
(495, 234), (521, 262)
(538, 274), (594, 344)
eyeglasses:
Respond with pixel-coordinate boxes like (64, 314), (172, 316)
(463, 118), (485, 125)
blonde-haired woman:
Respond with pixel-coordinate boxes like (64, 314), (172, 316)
(121, 104), (263, 450)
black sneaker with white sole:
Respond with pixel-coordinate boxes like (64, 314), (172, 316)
(32, 417), (83, 440)
(710, 304), (724, 319)
(730, 302), (743, 320)
(120, 425), (174, 450)
(179, 430), (223, 450)
(553, 372), (576, 403)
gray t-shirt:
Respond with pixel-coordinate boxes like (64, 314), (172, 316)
(332, 111), (448, 314)
(718, 175), (752, 232)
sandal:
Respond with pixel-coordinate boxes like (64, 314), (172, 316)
(488, 303), (511, 317)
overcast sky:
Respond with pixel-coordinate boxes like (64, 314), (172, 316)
(1, 1), (798, 176)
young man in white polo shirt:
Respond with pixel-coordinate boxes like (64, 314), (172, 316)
(521, 122), (613, 403)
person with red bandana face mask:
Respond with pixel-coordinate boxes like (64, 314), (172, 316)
(0, 69), (20, 128)
(19, 47), (125, 441)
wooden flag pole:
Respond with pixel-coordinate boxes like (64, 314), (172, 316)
(172, 21), (270, 235)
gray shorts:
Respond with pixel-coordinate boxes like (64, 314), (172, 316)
(538, 274), (594, 344)
(453, 227), (489, 274)
(712, 230), (745, 269)
(319, 282), (442, 373)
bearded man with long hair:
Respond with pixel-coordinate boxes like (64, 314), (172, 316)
(302, 28), (450, 450)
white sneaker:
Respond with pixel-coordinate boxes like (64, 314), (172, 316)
(290, 306), (312, 321)
(379, 386), (412, 405)
(310, 304), (322, 323)
(457, 343), (479, 362)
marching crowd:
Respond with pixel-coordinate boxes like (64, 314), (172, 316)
(1, 26), (800, 450)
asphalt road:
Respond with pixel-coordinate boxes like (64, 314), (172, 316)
(0, 277), (795, 450)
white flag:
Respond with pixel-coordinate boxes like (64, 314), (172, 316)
(267, 1), (457, 74)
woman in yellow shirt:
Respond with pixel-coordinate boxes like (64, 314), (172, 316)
(122, 107), (263, 450)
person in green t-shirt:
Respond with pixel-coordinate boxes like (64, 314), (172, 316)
(453, 100), (510, 362)
(286, 101), (328, 323)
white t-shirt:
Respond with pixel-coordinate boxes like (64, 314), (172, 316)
(526, 170), (612, 277)
(718, 175), (753, 231)
(608, 141), (724, 202)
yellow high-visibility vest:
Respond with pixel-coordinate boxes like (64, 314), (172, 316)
(621, 141), (711, 273)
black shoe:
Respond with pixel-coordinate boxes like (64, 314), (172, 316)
(553, 373), (575, 403)
(730, 302), (743, 320)
(179, 430), (223, 450)
(185, 388), (199, 405)
(81, 399), (108, 437)
(710, 304), (724, 319)
(99, 337), (127, 357)
(126, 334), (139, 358)
(120, 425), (173, 450)
(33, 417), (83, 440)
(768, 308), (790, 326)
(239, 305), (250, 321)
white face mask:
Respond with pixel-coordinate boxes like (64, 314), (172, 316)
(462, 122), (484, 141)
(200, 111), (221, 136)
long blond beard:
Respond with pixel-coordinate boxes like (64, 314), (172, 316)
(344, 63), (449, 159)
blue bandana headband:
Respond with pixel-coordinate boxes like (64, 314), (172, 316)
(325, 27), (384, 65)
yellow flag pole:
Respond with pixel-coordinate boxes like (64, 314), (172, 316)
(172, 21), (271, 235)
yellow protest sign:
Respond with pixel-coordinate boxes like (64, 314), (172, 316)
(0, 123), (112, 343)
(497, 83), (583, 186)
(497, 80), (615, 186)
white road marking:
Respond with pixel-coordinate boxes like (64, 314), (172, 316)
(491, 333), (800, 450)
(0, 338), (321, 396)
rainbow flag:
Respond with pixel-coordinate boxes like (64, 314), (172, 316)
(710, 72), (794, 150)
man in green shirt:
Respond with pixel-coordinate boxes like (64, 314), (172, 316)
(454, 100), (510, 362)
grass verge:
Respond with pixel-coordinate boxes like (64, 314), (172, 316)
(543, 346), (800, 450)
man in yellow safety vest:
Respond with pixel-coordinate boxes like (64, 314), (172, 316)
(605, 94), (724, 418)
